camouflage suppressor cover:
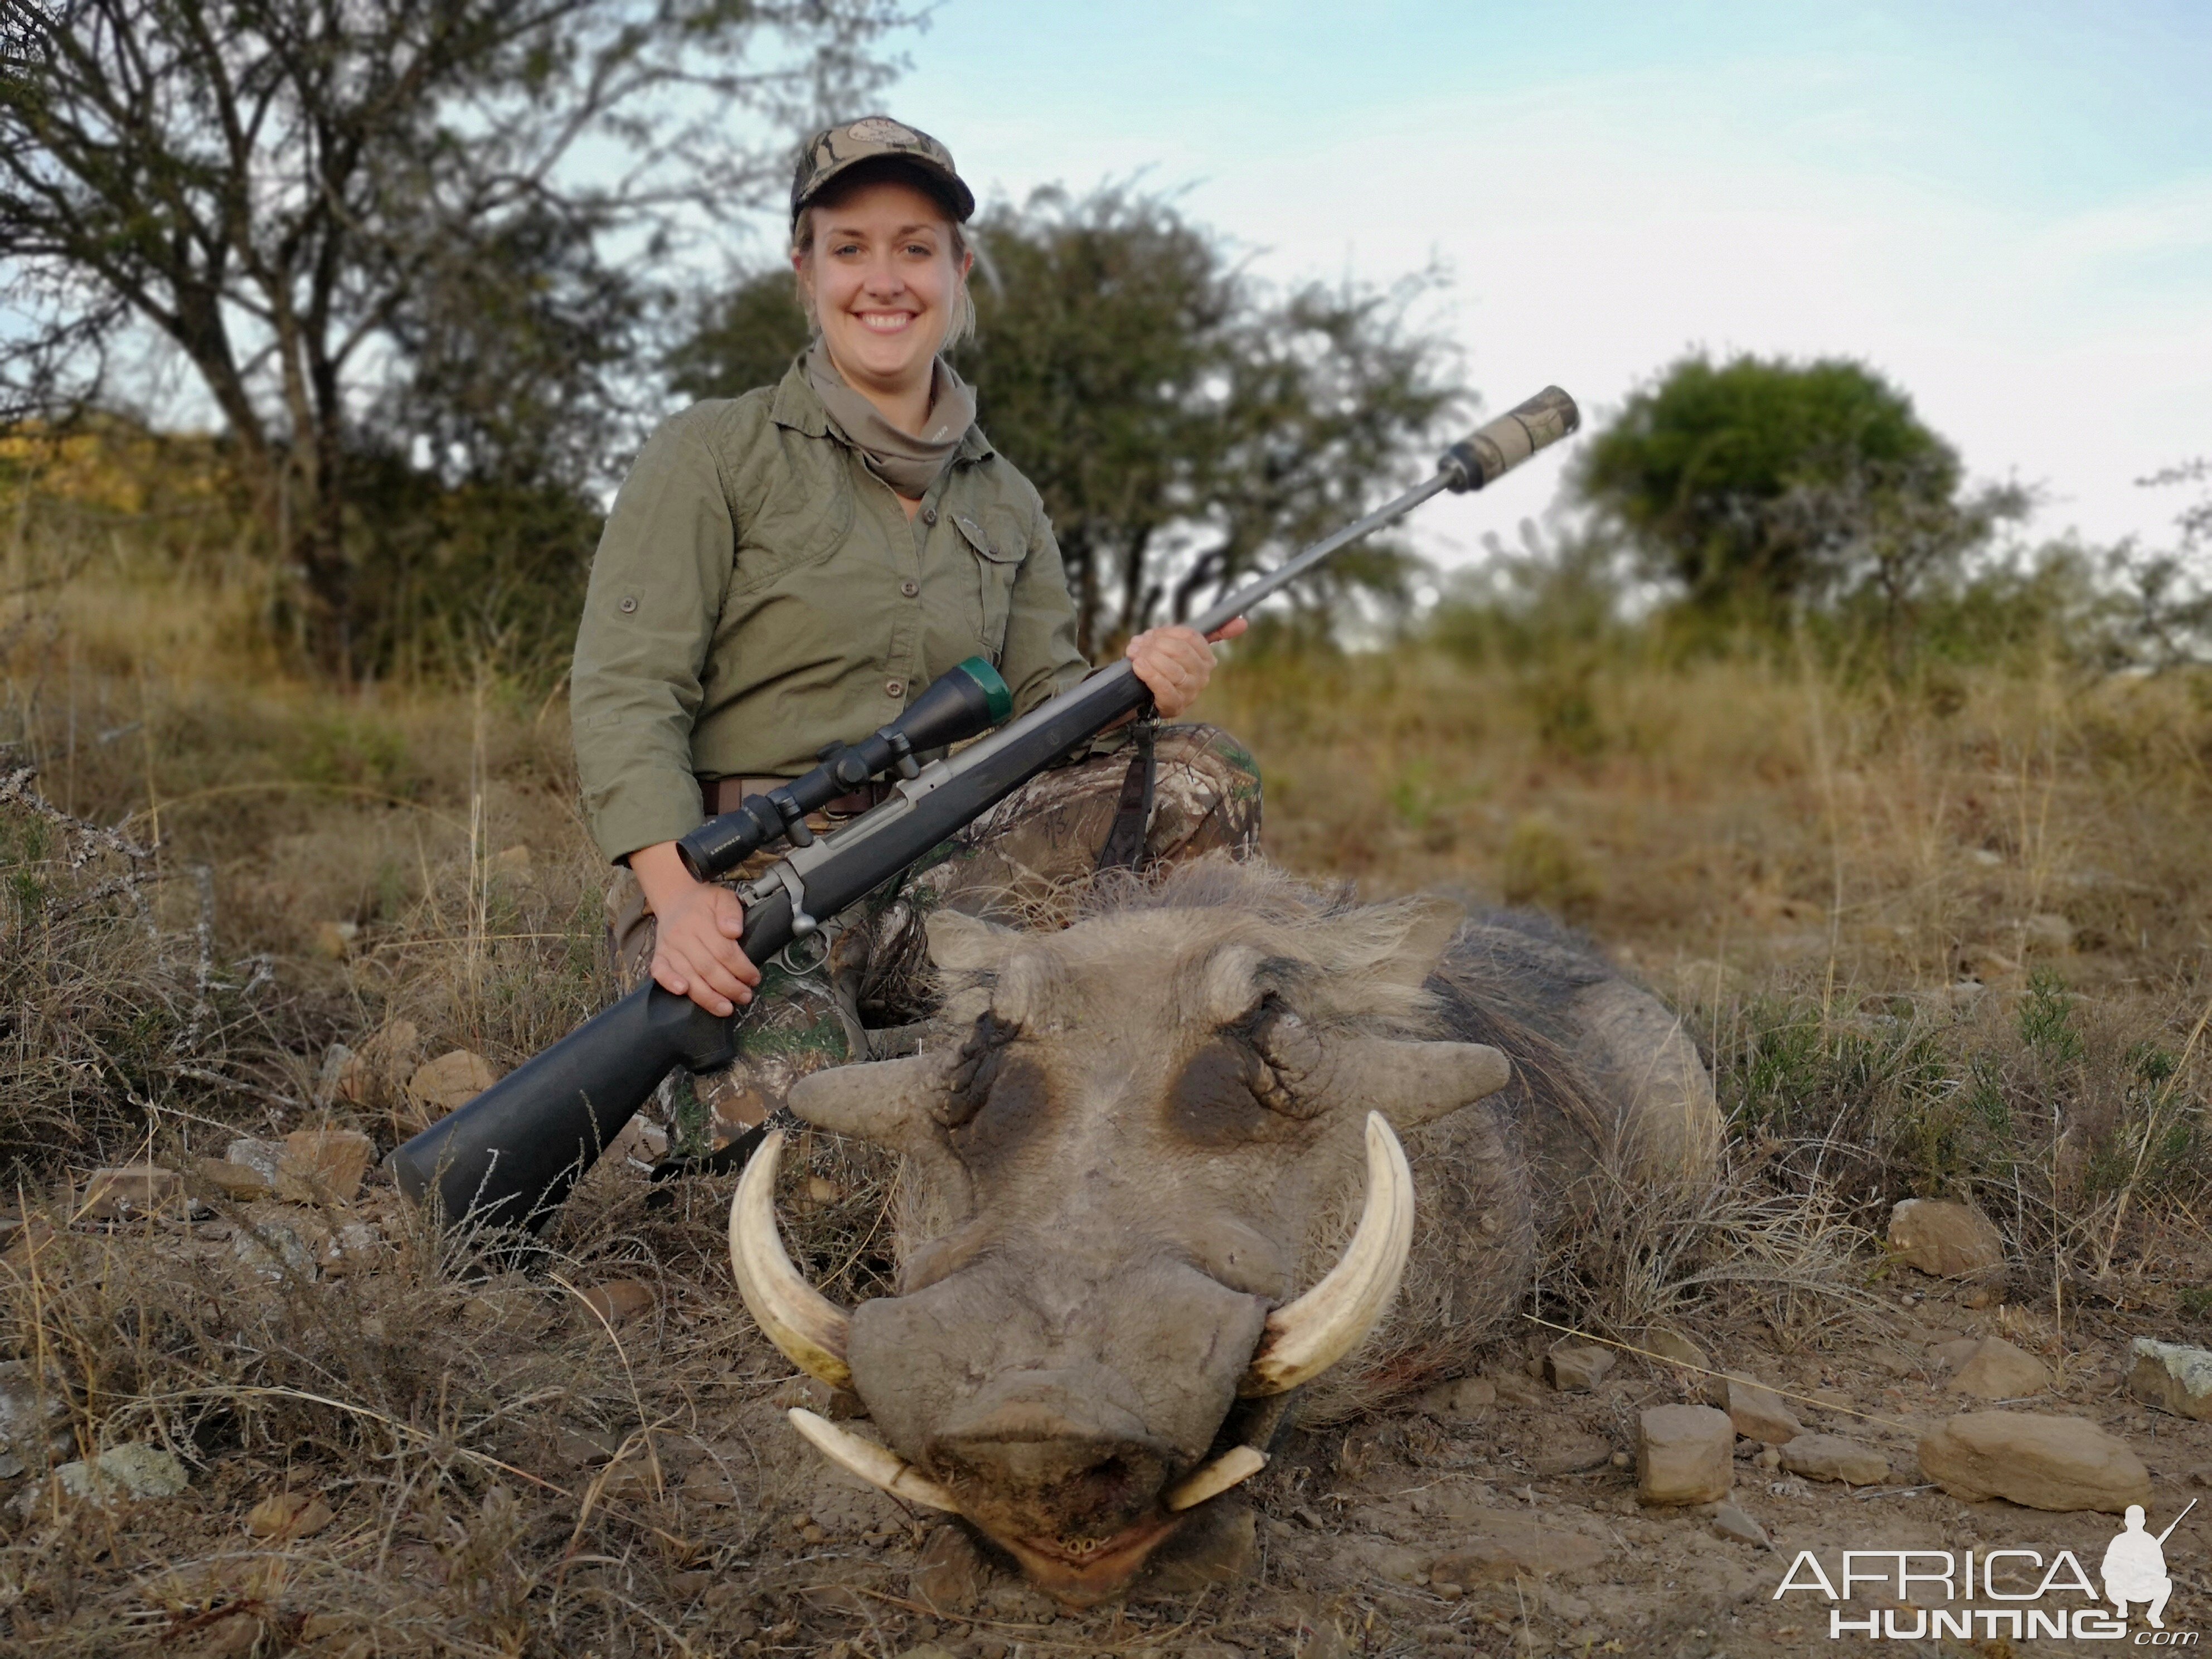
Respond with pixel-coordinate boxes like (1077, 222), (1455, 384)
(1441, 386), (1581, 492)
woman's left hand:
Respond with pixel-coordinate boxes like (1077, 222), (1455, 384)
(1124, 617), (1248, 720)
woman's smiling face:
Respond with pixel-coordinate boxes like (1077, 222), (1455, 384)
(796, 177), (972, 404)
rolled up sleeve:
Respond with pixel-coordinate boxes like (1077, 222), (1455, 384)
(570, 412), (731, 864)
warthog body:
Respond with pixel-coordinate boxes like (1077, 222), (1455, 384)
(756, 859), (1718, 1602)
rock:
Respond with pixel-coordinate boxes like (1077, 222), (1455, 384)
(1413, 1376), (1496, 1419)
(1917, 1411), (2150, 1513)
(226, 1138), (287, 1184)
(2128, 1339), (2212, 1422)
(1725, 1377), (1802, 1444)
(1638, 1405), (1734, 1506)
(1889, 1199), (2005, 1278)
(1529, 1431), (1615, 1477)
(402, 1050), (500, 1130)
(53, 1443), (189, 1501)
(1947, 1336), (2050, 1400)
(1778, 1433), (1889, 1486)
(1707, 1502), (1770, 1548)
(913, 1524), (989, 1613)
(578, 1279), (655, 1326)
(333, 1018), (422, 1105)
(192, 1157), (270, 1202)
(1931, 1336), (1983, 1374)
(275, 1128), (374, 1205)
(321, 1220), (383, 1273)
(1544, 1342), (1616, 1392)
(1491, 1370), (1547, 1408)
(231, 1220), (315, 1281)
(1430, 1513), (1609, 1585)
(248, 1489), (335, 1540)
(77, 1164), (181, 1222)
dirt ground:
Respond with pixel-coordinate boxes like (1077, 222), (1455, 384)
(6, 1151), (2210, 1659)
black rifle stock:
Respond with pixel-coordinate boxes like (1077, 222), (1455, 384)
(389, 386), (1580, 1231)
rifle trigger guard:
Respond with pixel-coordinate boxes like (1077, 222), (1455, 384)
(758, 863), (828, 973)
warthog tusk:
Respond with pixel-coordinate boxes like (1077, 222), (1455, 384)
(729, 1130), (853, 1388)
(788, 1408), (960, 1512)
(1163, 1444), (1269, 1511)
(1238, 1112), (1415, 1397)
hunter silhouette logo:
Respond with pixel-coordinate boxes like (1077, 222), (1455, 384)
(1776, 1500), (2199, 1642)
(2104, 1501), (2194, 1629)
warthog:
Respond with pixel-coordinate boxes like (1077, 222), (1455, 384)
(731, 859), (1718, 1603)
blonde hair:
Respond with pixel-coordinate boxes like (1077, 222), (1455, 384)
(790, 162), (977, 350)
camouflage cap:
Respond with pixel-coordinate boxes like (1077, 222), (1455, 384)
(790, 116), (976, 227)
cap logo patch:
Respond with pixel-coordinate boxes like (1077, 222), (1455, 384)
(846, 117), (918, 145)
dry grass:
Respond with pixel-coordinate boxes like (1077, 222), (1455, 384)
(6, 500), (2212, 1652)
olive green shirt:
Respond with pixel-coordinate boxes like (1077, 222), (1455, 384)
(571, 361), (1089, 865)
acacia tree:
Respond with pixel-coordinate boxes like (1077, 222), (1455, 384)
(1577, 353), (1968, 619)
(0, 0), (910, 675)
(671, 184), (1467, 658)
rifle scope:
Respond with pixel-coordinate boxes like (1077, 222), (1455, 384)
(675, 655), (1012, 882)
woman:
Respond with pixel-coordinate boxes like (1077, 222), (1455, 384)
(571, 117), (1260, 1154)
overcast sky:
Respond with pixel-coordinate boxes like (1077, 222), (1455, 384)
(877, 0), (2211, 569)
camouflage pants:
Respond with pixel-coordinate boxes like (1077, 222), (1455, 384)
(604, 722), (1262, 1154)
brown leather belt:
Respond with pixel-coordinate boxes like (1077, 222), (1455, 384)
(698, 775), (892, 819)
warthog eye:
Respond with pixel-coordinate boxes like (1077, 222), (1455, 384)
(939, 1010), (1020, 1128)
(1169, 996), (1323, 1143)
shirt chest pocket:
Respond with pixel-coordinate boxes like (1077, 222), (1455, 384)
(728, 445), (855, 599)
(952, 511), (1024, 658)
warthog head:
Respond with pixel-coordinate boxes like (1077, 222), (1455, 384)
(730, 870), (1511, 1603)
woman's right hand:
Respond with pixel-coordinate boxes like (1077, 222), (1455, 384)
(629, 841), (761, 1016)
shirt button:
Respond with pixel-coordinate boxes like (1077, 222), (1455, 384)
(921, 507), (938, 525)
(618, 596), (637, 613)
(885, 679), (905, 698)
(900, 579), (919, 598)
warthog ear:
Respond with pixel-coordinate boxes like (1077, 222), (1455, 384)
(1342, 1036), (1512, 1131)
(789, 1051), (953, 1156)
(1367, 895), (1467, 987)
(924, 910), (1019, 972)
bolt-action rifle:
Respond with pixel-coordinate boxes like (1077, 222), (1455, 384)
(390, 386), (1581, 1231)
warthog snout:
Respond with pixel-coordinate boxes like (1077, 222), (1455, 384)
(928, 1374), (1172, 1542)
